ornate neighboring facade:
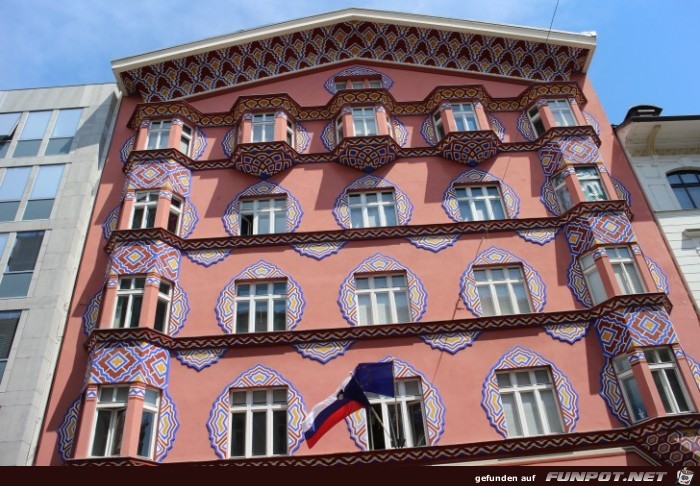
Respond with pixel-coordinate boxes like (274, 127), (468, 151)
(34, 10), (700, 466)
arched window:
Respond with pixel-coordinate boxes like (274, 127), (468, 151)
(667, 170), (700, 209)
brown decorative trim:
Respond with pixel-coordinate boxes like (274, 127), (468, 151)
(127, 83), (586, 129)
(84, 293), (670, 353)
(65, 414), (698, 466)
(105, 200), (630, 253)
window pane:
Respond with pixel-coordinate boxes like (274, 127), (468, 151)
(0, 167), (31, 201)
(394, 291), (410, 323)
(44, 138), (73, 156)
(477, 285), (496, 316)
(273, 214), (286, 234)
(22, 199), (55, 220)
(383, 206), (397, 226)
(374, 276), (388, 288)
(19, 111), (51, 140)
(144, 389), (159, 407)
(368, 404), (386, 450)
(254, 302), (268, 332)
(251, 411), (267, 456)
(540, 389), (564, 433)
(407, 401), (427, 446)
(501, 394), (523, 437)
(137, 410), (156, 457)
(621, 376), (648, 422)
(8, 231), (44, 266)
(128, 296), (142, 328)
(586, 267), (607, 304)
(387, 403), (405, 448)
(272, 410), (287, 455)
(358, 294), (372, 325)
(0, 313), (20, 360)
(109, 409), (126, 456)
(235, 302), (250, 334)
(0, 113), (21, 138)
(350, 207), (363, 228)
(52, 109), (82, 137)
(114, 296), (129, 328)
(154, 299), (168, 333)
(512, 283), (530, 313)
(273, 389), (286, 404)
(366, 206), (380, 227)
(0, 202), (20, 222)
(272, 299), (286, 331)
(664, 369), (691, 413)
(520, 392), (544, 435)
(240, 214), (254, 235)
(231, 391), (246, 405)
(13, 140), (41, 157)
(252, 390), (266, 404)
(491, 200), (506, 219)
(652, 370), (674, 414)
(495, 284), (514, 314)
(91, 410), (112, 456)
(515, 371), (531, 386)
(496, 373), (511, 388)
(375, 292), (391, 324)
(230, 412), (246, 457)
(257, 213), (270, 234)
(0, 273), (32, 298)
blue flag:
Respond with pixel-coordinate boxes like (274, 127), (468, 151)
(353, 361), (394, 397)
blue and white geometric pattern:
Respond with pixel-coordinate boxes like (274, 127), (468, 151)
(320, 121), (336, 151)
(540, 180), (562, 216)
(82, 290), (102, 336)
(420, 115), (438, 146)
(488, 114), (506, 141)
(442, 168), (520, 222)
(101, 204), (121, 241)
(421, 331), (481, 354)
(222, 181), (303, 236)
(294, 341), (355, 364)
(611, 177), (632, 207)
(543, 322), (589, 344)
(392, 119), (409, 147)
(180, 199), (199, 238)
(599, 358), (631, 426)
(323, 66), (394, 94)
(215, 260), (305, 334)
(564, 213), (635, 257)
(516, 228), (558, 245)
(120, 135), (136, 164)
(291, 242), (347, 260)
(222, 127), (237, 157)
(192, 128), (207, 160)
(175, 349), (227, 371)
(207, 365), (307, 458)
(333, 174), (413, 229)
(87, 342), (169, 389)
(685, 354), (700, 391)
(169, 283), (190, 336)
(517, 110), (537, 141)
(110, 241), (181, 281)
(295, 123), (311, 153)
(567, 258), (592, 307)
(583, 111), (600, 135)
(346, 357), (445, 450)
(461, 247), (546, 317)
(406, 235), (460, 253)
(482, 346), (579, 438)
(645, 256), (669, 294)
(538, 136), (603, 177)
(155, 389), (179, 462)
(184, 249), (233, 267)
(594, 306), (677, 358)
(57, 396), (81, 461)
(126, 159), (192, 198)
(338, 253), (427, 326)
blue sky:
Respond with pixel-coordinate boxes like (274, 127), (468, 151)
(1, 0), (698, 123)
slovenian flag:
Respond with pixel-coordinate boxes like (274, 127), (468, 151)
(302, 361), (394, 448)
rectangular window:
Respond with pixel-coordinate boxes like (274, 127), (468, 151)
(179, 125), (192, 156)
(355, 274), (410, 326)
(14, 111), (51, 157)
(351, 107), (378, 137)
(137, 389), (160, 458)
(454, 185), (506, 221)
(334, 81), (348, 92)
(335, 116), (344, 143)
(496, 368), (564, 437)
(285, 119), (294, 147)
(131, 191), (159, 229)
(239, 197), (286, 235)
(473, 266), (531, 316)
(146, 121), (171, 150)
(547, 100), (577, 127)
(613, 354), (648, 422)
(234, 281), (286, 333)
(0, 113), (21, 158)
(644, 347), (693, 415)
(607, 247), (645, 295)
(45, 108), (82, 155)
(0, 311), (21, 383)
(576, 166), (607, 202)
(167, 197), (183, 235)
(113, 277), (145, 329)
(0, 167), (31, 221)
(348, 191), (397, 228)
(230, 388), (288, 458)
(452, 103), (479, 131)
(23, 164), (65, 220)
(528, 106), (546, 138)
(579, 252), (608, 305)
(432, 111), (445, 140)
(367, 379), (427, 450)
(0, 231), (44, 298)
(154, 281), (172, 333)
(91, 386), (129, 457)
(251, 114), (275, 143)
(551, 171), (573, 212)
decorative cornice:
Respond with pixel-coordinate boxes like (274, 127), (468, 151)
(122, 126), (600, 177)
(104, 200), (630, 253)
(83, 293), (670, 353)
(65, 414), (699, 466)
(126, 82), (586, 128)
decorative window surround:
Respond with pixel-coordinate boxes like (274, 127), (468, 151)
(333, 174), (413, 229)
(222, 181), (302, 237)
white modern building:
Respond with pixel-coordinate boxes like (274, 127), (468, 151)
(615, 106), (700, 310)
(0, 84), (118, 465)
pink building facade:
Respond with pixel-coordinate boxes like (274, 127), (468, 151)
(35, 10), (700, 466)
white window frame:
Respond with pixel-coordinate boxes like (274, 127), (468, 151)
(576, 166), (607, 202)
(644, 347), (694, 415)
(146, 120), (171, 150)
(612, 354), (648, 423)
(607, 247), (645, 295)
(454, 185), (506, 221)
(366, 378), (427, 450)
(90, 386), (129, 458)
(355, 273), (411, 326)
(285, 118), (295, 147)
(131, 191), (159, 229)
(350, 107), (379, 137)
(239, 197), (287, 235)
(547, 99), (577, 127)
(496, 368), (564, 438)
(137, 388), (160, 459)
(113, 277), (145, 329)
(179, 124), (193, 156)
(167, 196), (183, 235)
(251, 113), (275, 143)
(432, 111), (445, 140)
(154, 281), (172, 334)
(528, 105), (546, 138)
(579, 252), (608, 305)
(234, 281), (287, 333)
(451, 103), (479, 132)
(473, 266), (532, 316)
(347, 190), (397, 229)
(551, 171), (573, 212)
(229, 387), (288, 458)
